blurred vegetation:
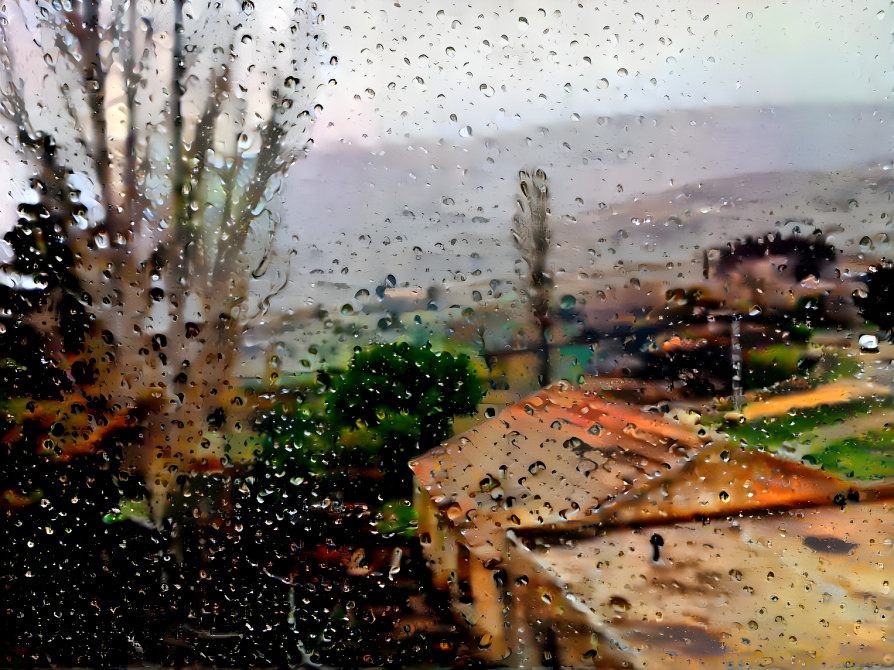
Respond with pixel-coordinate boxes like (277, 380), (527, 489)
(723, 398), (882, 452)
(0, 139), (165, 667)
(721, 394), (894, 484)
(0, 132), (483, 667)
(804, 431), (894, 480)
(326, 341), (484, 495)
(226, 341), (483, 666)
(853, 260), (894, 342)
(2, 317), (483, 665)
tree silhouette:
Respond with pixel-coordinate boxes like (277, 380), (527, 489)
(0, 134), (89, 397)
(511, 168), (553, 386)
(0, 137), (163, 666)
(0, 0), (333, 507)
(718, 232), (836, 282)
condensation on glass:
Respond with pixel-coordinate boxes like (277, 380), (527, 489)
(0, 1), (892, 667)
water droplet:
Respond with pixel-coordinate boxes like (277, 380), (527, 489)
(459, 125), (473, 138)
(528, 461), (546, 475)
(719, 490), (730, 502)
(560, 294), (576, 309)
(617, 67), (628, 77)
(479, 83), (494, 97)
(610, 596), (631, 613)
(517, 17), (529, 32)
(597, 78), (609, 90)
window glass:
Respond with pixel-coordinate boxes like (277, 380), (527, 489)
(1, 1), (892, 667)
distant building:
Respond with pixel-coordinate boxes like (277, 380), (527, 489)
(701, 232), (852, 320)
(410, 378), (894, 667)
(714, 232), (837, 282)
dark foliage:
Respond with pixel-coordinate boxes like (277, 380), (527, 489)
(0, 141), (162, 667)
(853, 261), (894, 341)
(718, 232), (837, 281)
(0, 429), (163, 668)
(0, 322), (71, 400)
(159, 380), (470, 668)
(0, 143), (481, 668)
(326, 341), (484, 494)
(0, 138), (90, 400)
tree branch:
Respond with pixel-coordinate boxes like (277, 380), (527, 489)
(78, 0), (118, 238)
(169, 0), (187, 228)
(121, 0), (140, 231)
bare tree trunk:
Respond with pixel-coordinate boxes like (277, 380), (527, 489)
(511, 169), (553, 387)
(0, 0), (333, 515)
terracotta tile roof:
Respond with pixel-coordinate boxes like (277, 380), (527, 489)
(411, 376), (894, 666)
(409, 381), (710, 557)
(411, 379), (889, 547)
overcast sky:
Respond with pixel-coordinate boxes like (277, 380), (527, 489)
(310, 0), (893, 149)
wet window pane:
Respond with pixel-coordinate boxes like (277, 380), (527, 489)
(1, 1), (893, 667)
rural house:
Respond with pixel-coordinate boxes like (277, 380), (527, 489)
(410, 378), (894, 668)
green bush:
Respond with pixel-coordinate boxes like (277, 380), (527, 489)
(326, 341), (484, 493)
